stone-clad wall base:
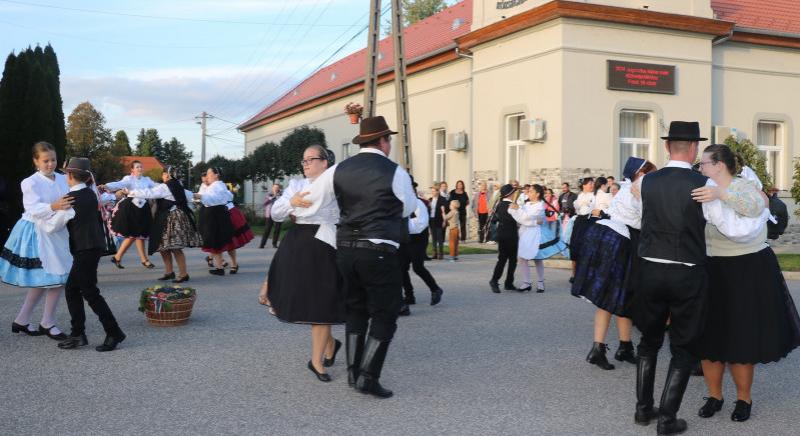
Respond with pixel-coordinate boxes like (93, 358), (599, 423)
(468, 170), (499, 240)
(528, 168), (614, 190)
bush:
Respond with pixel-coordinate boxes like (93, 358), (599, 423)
(723, 135), (772, 191)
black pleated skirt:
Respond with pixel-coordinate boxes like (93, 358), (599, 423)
(569, 215), (593, 261)
(695, 247), (800, 364)
(110, 197), (151, 239)
(267, 224), (344, 324)
(199, 205), (234, 252)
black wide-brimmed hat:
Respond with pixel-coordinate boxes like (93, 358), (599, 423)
(661, 121), (707, 141)
(64, 157), (92, 173)
(499, 184), (516, 198)
(352, 115), (398, 144)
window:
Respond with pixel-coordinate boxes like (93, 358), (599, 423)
(757, 121), (784, 188)
(619, 110), (653, 174)
(506, 114), (526, 182)
(433, 129), (446, 183)
(342, 142), (350, 159)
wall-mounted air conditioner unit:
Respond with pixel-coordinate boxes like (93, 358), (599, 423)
(521, 118), (546, 142)
(448, 131), (468, 151)
(712, 125), (738, 143)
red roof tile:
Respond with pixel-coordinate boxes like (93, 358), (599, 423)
(240, 0), (473, 130)
(712, 0), (800, 35)
(120, 156), (164, 173)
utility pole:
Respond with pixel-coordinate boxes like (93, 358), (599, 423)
(363, 0), (382, 118)
(391, 0), (411, 170)
(195, 111), (214, 162)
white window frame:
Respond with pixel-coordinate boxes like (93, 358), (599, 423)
(619, 110), (654, 174)
(433, 128), (446, 183)
(342, 142), (350, 159)
(756, 120), (784, 189)
(505, 113), (526, 182)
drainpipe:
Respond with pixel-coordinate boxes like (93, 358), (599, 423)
(712, 29), (734, 46)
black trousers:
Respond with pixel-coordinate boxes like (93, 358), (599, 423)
(259, 217), (282, 248)
(477, 213), (488, 243)
(459, 214), (467, 241)
(430, 224), (444, 252)
(337, 245), (402, 341)
(65, 249), (122, 337)
(401, 231), (439, 296)
(491, 236), (518, 287)
(634, 260), (708, 369)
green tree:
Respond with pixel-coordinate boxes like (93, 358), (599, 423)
(791, 158), (800, 217)
(384, 0), (449, 33)
(135, 128), (163, 158)
(110, 130), (132, 156)
(723, 135), (772, 191)
(66, 101), (112, 157)
(279, 126), (327, 177)
(160, 137), (193, 170)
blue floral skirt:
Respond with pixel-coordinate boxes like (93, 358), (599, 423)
(0, 220), (69, 288)
(571, 224), (639, 317)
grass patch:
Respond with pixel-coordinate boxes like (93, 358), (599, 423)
(777, 254), (800, 272)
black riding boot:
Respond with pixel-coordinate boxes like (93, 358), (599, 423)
(656, 364), (692, 435)
(346, 333), (365, 387)
(586, 342), (615, 370)
(615, 340), (637, 364)
(354, 336), (393, 398)
(635, 355), (659, 425)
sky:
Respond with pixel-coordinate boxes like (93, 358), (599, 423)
(0, 0), (374, 160)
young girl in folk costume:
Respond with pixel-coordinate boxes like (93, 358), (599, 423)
(509, 184), (546, 292)
(195, 167), (234, 275)
(571, 158), (656, 370)
(443, 199), (461, 261)
(99, 160), (156, 269)
(0, 142), (73, 339)
(125, 166), (200, 283)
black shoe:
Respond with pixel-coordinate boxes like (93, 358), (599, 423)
(158, 272), (176, 281)
(95, 332), (126, 352)
(110, 256), (124, 269)
(656, 364), (692, 435)
(516, 285), (532, 292)
(229, 265), (239, 275)
(404, 294), (416, 305)
(346, 333), (365, 387)
(698, 397), (724, 418)
(489, 281), (501, 293)
(205, 256), (214, 268)
(586, 342), (615, 370)
(731, 400), (751, 422)
(38, 325), (68, 340)
(12, 322), (43, 336)
(614, 341), (637, 364)
(58, 333), (88, 349)
(354, 336), (393, 398)
(569, 276), (575, 284)
(141, 260), (155, 269)
(307, 361), (332, 382)
(209, 268), (225, 276)
(398, 304), (411, 316)
(635, 355), (658, 426)
(172, 275), (190, 283)
(323, 339), (342, 367)
(430, 288), (443, 306)
(536, 282), (545, 293)
(503, 283), (516, 291)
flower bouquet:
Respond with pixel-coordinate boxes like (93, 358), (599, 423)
(344, 102), (363, 124)
(139, 285), (197, 326)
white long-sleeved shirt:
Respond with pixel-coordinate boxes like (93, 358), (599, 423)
(574, 191), (594, 215)
(271, 177), (340, 248)
(289, 148), (417, 248)
(104, 175), (155, 208)
(596, 179), (642, 239)
(128, 183), (193, 210)
(198, 181), (233, 207)
(409, 198), (429, 235)
(19, 172), (74, 275)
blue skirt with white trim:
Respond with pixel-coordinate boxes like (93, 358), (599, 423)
(0, 220), (69, 288)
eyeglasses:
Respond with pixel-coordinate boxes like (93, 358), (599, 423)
(697, 160), (715, 168)
(300, 157), (324, 166)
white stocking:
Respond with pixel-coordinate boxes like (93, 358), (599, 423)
(518, 257), (531, 286)
(40, 287), (63, 332)
(534, 259), (545, 284)
(14, 287), (46, 327)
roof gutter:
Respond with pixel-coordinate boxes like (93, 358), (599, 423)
(734, 26), (800, 40)
(712, 29), (734, 46)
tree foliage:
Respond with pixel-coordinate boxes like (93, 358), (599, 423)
(0, 44), (67, 220)
(65, 101), (123, 183)
(135, 128), (163, 158)
(723, 135), (772, 191)
(279, 126), (327, 177)
(384, 0), (449, 33)
(110, 130), (132, 156)
(160, 137), (193, 172)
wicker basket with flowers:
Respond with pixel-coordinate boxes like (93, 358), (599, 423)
(139, 285), (197, 326)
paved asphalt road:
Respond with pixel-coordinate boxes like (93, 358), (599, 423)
(1, 244), (798, 435)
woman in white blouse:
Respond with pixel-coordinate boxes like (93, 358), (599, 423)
(569, 177), (595, 279)
(195, 168), (235, 275)
(258, 145), (344, 383)
(509, 184), (545, 292)
(99, 160), (156, 270)
(0, 142), (73, 340)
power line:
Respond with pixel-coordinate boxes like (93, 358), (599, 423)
(0, 0), (358, 27)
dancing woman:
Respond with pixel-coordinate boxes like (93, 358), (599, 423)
(126, 167), (200, 283)
(195, 168), (234, 275)
(0, 142), (73, 340)
(260, 145), (343, 382)
(568, 177), (595, 279)
(692, 144), (800, 422)
(99, 160), (156, 269)
(571, 158), (656, 370)
(508, 184), (545, 292)
(532, 187), (569, 292)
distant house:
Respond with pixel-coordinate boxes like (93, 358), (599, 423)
(119, 156), (164, 174)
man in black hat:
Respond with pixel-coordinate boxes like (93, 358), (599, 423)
(290, 115), (416, 398)
(489, 184), (519, 293)
(57, 157), (126, 352)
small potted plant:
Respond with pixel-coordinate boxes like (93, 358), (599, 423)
(139, 285), (197, 326)
(344, 102), (363, 124)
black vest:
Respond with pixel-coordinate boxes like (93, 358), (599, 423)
(66, 187), (106, 253)
(639, 167), (708, 265)
(333, 152), (407, 243)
